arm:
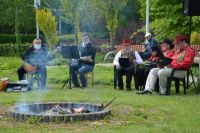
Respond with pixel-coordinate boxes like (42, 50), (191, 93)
(135, 51), (143, 64)
(170, 49), (195, 69)
(113, 51), (121, 66)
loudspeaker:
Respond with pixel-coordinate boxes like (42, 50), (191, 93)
(183, 0), (200, 16)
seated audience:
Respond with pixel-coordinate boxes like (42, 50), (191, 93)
(137, 34), (195, 95)
(113, 38), (143, 90)
(70, 33), (96, 88)
(17, 38), (56, 89)
(135, 39), (174, 90)
(139, 33), (158, 60)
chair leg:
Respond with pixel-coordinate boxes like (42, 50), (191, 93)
(190, 69), (197, 94)
(175, 80), (180, 94)
(183, 80), (186, 95)
(91, 72), (94, 87)
(166, 78), (172, 96)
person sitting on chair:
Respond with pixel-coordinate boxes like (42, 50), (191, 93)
(70, 33), (96, 88)
(137, 34), (195, 95)
(113, 38), (143, 90)
(17, 38), (56, 89)
(139, 33), (158, 60)
(135, 39), (174, 90)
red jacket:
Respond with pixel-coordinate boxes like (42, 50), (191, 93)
(162, 49), (174, 58)
(170, 46), (195, 70)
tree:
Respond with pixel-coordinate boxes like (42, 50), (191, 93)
(138, 0), (200, 41)
(93, 0), (128, 48)
(36, 8), (59, 50)
(61, 0), (82, 44)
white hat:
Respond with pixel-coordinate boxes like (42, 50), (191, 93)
(144, 33), (152, 38)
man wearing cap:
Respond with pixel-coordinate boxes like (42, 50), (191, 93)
(17, 38), (55, 90)
(140, 33), (158, 60)
(135, 39), (174, 90)
(70, 33), (96, 88)
(137, 35), (195, 95)
(113, 38), (143, 90)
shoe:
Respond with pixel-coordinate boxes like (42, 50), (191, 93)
(136, 90), (152, 95)
(158, 93), (166, 96)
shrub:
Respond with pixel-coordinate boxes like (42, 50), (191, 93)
(0, 34), (41, 44)
(191, 32), (200, 45)
(0, 43), (31, 56)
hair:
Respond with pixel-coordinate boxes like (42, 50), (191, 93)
(33, 38), (41, 43)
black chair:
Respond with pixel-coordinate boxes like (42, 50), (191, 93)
(166, 68), (197, 95)
(114, 65), (135, 90)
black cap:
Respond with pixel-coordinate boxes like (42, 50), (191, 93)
(160, 39), (174, 49)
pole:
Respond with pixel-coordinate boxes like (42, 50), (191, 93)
(187, 16), (192, 89)
(59, 6), (62, 36)
(34, 0), (40, 38)
(146, 0), (149, 34)
(36, 6), (39, 39)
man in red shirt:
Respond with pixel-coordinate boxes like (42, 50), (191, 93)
(137, 34), (195, 95)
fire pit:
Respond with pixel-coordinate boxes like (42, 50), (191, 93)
(8, 102), (111, 122)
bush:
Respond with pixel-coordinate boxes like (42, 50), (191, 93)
(58, 34), (75, 42)
(0, 43), (31, 56)
(191, 32), (200, 45)
(0, 34), (45, 44)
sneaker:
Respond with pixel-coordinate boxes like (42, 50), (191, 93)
(136, 90), (152, 95)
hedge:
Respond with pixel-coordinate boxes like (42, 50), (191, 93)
(0, 34), (45, 44)
(0, 43), (31, 56)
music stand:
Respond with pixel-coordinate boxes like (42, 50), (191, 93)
(60, 45), (80, 90)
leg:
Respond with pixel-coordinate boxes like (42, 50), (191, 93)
(158, 68), (186, 94)
(70, 63), (81, 87)
(37, 66), (47, 89)
(17, 65), (27, 80)
(78, 65), (94, 88)
(125, 67), (133, 90)
(116, 67), (125, 89)
(145, 68), (160, 92)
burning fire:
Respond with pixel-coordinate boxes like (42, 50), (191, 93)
(43, 105), (90, 115)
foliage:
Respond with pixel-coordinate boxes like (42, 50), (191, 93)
(191, 32), (200, 45)
(36, 8), (59, 50)
(0, 34), (38, 44)
(93, 0), (128, 48)
(0, 43), (30, 56)
(61, 0), (82, 44)
(0, 0), (35, 34)
(138, 0), (200, 41)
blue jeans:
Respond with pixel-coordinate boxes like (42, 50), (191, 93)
(17, 65), (47, 89)
(70, 63), (94, 87)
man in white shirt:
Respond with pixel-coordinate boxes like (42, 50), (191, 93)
(113, 38), (143, 90)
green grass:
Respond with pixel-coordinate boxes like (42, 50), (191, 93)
(0, 56), (200, 133)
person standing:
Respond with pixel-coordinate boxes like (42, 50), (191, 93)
(70, 33), (96, 88)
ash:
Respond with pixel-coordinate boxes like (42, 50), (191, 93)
(43, 105), (90, 115)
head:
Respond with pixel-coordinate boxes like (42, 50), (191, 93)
(144, 33), (152, 41)
(173, 34), (189, 50)
(122, 38), (131, 51)
(160, 39), (173, 51)
(33, 38), (42, 50)
(82, 33), (91, 47)
(151, 47), (160, 57)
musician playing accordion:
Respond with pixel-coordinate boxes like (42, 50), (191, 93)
(17, 38), (55, 89)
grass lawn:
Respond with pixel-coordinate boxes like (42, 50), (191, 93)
(0, 56), (200, 133)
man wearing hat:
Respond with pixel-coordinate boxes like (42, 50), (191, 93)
(140, 32), (158, 60)
(113, 38), (143, 90)
(137, 35), (195, 95)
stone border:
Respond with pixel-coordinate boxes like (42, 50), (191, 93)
(8, 102), (111, 122)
